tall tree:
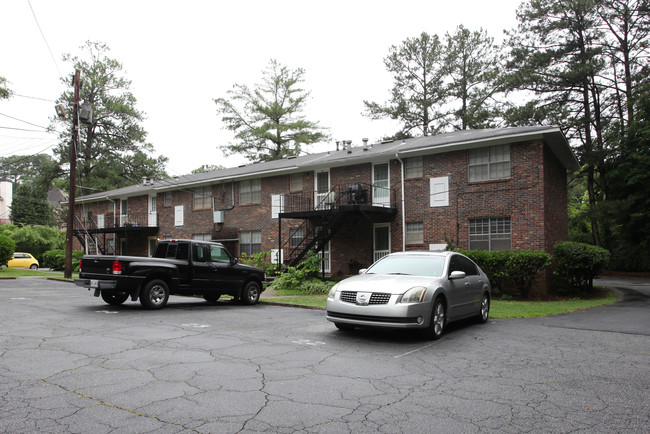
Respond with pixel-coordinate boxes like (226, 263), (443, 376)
(10, 183), (55, 227)
(505, 0), (607, 245)
(364, 32), (447, 137)
(0, 76), (11, 100)
(0, 154), (63, 192)
(443, 25), (504, 130)
(214, 59), (329, 163)
(51, 41), (168, 192)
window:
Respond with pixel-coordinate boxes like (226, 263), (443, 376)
(468, 145), (510, 182)
(240, 179), (261, 205)
(210, 245), (231, 263)
(406, 222), (424, 244)
(164, 191), (172, 206)
(193, 233), (211, 241)
(241, 230), (261, 255)
(271, 194), (284, 219)
(193, 186), (211, 210)
(449, 254), (479, 276)
(290, 227), (303, 247)
(193, 243), (207, 263)
(290, 173), (302, 192)
(469, 217), (511, 251)
(174, 205), (184, 226)
(405, 157), (423, 178)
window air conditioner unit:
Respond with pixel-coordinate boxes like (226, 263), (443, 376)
(213, 210), (225, 224)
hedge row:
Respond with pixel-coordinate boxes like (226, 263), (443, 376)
(458, 241), (609, 298)
(458, 249), (551, 298)
(42, 250), (84, 272)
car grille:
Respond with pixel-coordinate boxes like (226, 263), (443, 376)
(340, 291), (391, 305)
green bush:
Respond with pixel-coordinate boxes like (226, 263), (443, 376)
(0, 235), (16, 266)
(42, 250), (83, 272)
(10, 225), (64, 263)
(269, 251), (325, 293)
(459, 249), (551, 299)
(553, 241), (610, 293)
(239, 250), (279, 275)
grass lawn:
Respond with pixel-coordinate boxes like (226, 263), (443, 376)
(260, 289), (618, 318)
(0, 268), (77, 280)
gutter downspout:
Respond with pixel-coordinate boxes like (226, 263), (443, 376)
(395, 153), (406, 251)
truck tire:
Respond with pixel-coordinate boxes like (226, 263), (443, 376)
(101, 291), (129, 306)
(140, 279), (169, 309)
(240, 281), (261, 305)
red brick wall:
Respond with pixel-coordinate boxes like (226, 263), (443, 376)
(74, 140), (570, 290)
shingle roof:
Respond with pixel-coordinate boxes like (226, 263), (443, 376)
(75, 126), (578, 203)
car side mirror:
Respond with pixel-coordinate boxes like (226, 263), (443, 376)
(231, 258), (238, 265)
(449, 270), (466, 280)
(358, 268), (367, 275)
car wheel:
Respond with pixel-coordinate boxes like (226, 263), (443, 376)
(477, 292), (490, 324)
(140, 279), (169, 309)
(101, 291), (129, 306)
(422, 298), (446, 340)
(30, 264), (38, 270)
(240, 281), (261, 305)
(203, 293), (221, 303)
(334, 322), (355, 332)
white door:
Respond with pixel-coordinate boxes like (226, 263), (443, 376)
(373, 163), (390, 207)
(120, 199), (128, 226)
(373, 224), (391, 262)
(148, 195), (157, 226)
(315, 171), (330, 210)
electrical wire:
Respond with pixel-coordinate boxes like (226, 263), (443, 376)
(27, 0), (63, 80)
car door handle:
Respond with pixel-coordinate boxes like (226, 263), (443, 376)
(465, 282), (470, 287)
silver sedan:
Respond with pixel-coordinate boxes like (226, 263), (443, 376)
(326, 251), (491, 339)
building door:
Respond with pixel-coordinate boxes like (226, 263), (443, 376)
(148, 237), (158, 257)
(318, 239), (331, 274)
(148, 195), (157, 226)
(373, 224), (391, 262)
(120, 199), (128, 226)
(373, 163), (390, 207)
(315, 170), (330, 210)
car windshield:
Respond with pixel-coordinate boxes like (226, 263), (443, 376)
(366, 255), (445, 277)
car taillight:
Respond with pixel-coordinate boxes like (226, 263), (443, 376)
(112, 261), (123, 275)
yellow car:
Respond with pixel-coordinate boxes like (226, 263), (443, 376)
(7, 253), (39, 270)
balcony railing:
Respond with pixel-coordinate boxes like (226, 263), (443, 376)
(73, 212), (158, 231)
(282, 183), (396, 214)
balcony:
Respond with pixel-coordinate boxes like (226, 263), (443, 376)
(73, 212), (159, 236)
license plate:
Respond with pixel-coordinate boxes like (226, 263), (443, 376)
(90, 279), (99, 288)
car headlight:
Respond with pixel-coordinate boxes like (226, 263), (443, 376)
(327, 283), (340, 299)
(399, 286), (428, 303)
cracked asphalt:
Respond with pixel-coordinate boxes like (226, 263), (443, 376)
(0, 276), (648, 433)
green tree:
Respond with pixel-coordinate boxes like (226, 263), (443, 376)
(9, 225), (64, 262)
(0, 76), (12, 100)
(215, 59), (329, 163)
(51, 41), (168, 192)
(9, 183), (55, 227)
(505, 0), (607, 245)
(191, 164), (225, 174)
(364, 32), (447, 137)
(0, 154), (63, 193)
(0, 234), (16, 266)
(443, 25), (504, 130)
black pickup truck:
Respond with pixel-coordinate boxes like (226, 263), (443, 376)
(74, 239), (266, 309)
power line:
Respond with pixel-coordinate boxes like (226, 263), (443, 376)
(0, 112), (48, 130)
(27, 0), (63, 80)
(13, 93), (57, 103)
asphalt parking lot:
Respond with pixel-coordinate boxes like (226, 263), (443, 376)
(0, 277), (648, 433)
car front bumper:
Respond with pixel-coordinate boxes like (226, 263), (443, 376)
(326, 295), (432, 329)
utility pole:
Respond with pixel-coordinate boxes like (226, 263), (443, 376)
(64, 70), (81, 279)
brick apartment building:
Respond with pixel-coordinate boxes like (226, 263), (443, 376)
(72, 126), (578, 288)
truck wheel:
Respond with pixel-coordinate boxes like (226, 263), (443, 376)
(101, 292), (129, 306)
(140, 279), (169, 309)
(240, 281), (261, 305)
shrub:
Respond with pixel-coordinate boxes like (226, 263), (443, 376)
(553, 241), (610, 293)
(239, 250), (279, 275)
(459, 249), (551, 299)
(10, 225), (64, 263)
(0, 235), (16, 266)
(42, 250), (83, 272)
(269, 251), (325, 293)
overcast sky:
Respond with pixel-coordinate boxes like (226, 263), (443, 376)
(1, 0), (523, 177)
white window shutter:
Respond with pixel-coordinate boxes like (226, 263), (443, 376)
(430, 176), (449, 207)
(97, 214), (105, 229)
(174, 205), (184, 226)
(271, 194), (284, 219)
